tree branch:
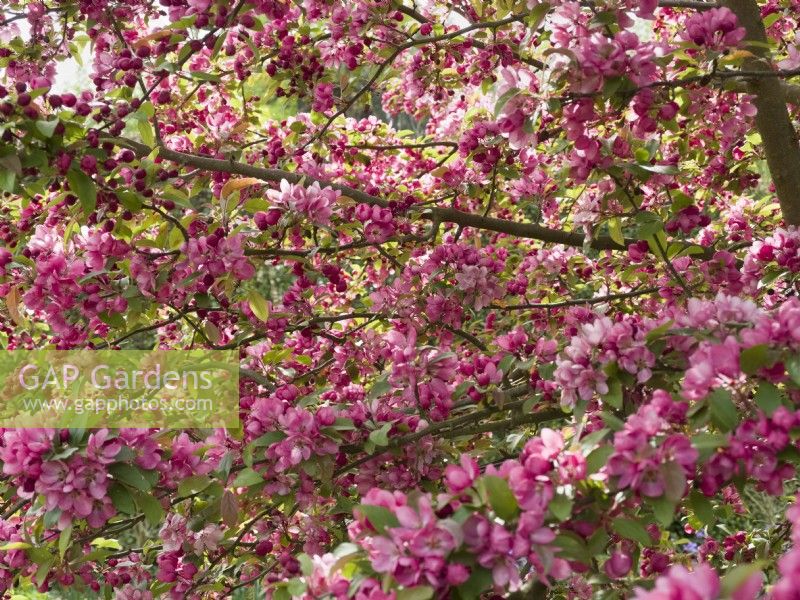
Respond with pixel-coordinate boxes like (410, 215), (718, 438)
(491, 286), (660, 310)
(658, 0), (718, 8)
(107, 136), (387, 207)
(105, 136), (632, 252)
(431, 207), (628, 250)
(240, 368), (275, 390)
(350, 141), (458, 150)
(721, 0), (800, 225)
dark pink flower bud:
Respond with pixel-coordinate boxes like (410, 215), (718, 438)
(604, 551), (632, 579)
(80, 155), (97, 174)
(446, 564), (470, 585)
(255, 208), (281, 229)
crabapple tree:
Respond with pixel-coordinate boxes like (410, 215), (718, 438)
(3, 0), (800, 598)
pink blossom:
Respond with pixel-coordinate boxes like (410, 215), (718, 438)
(444, 454), (479, 493)
(267, 179), (339, 225)
(681, 8), (746, 50)
(779, 35), (800, 70)
(634, 563), (720, 600)
(114, 585), (153, 600)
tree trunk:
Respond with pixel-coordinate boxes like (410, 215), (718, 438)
(722, 0), (800, 224)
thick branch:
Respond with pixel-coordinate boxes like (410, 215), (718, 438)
(492, 286), (660, 310)
(439, 409), (563, 438)
(107, 137), (631, 251)
(722, 0), (800, 224)
(432, 207), (627, 250)
(108, 137), (387, 207)
(240, 368), (275, 390)
(658, 0), (718, 8)
(727, 79), (800, 106)
(351, 141), (458, 150)
(335, 385), (563, 476)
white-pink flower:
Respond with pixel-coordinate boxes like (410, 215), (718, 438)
(267, 180), (339, 225)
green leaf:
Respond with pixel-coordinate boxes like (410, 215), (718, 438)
(481, 475), (519, 521)
(778, 445), (800, 465)
(250, 430), (288, 447)
(587, 528), (608, 556)
(494, 87), (520, 118)
(289, 121), (307, 134)
(109, 463), (153, 491)
(497, 353), (516, 376)
(525, 1), (551, 29)
(232, 467), (264, 488)
(0, 541), (31, 550)
(90, 537), (122, 550)
(397, 586), (434, 600)
(108, 482), (136, 514)
(368, 423), (391, 447)
(67, 168), (97, 214)
(286, 578), (306, 596)
(548, 494), (573, 521)
(457, 567), (493, 600)
(329, 417), (356, 431)
(177, 475), (212, 497)
(138, 100), (155, 118)
(739, 344), (771, 375)
(635, 211), (664, 240)
(754, 381), (782, 416)
(786, 353), (800, 385)
(602, 378), (623, 409)
(98, 311), (125, 328)
(637, 163), (679, 175)
(650, 495), (677, 527)
(692, 432), (728, 461)
(59, 523), (72, 559)
(131, 490), (164, 526)
(204, 320), (221, 343)
(607, 217), (625, 246)
(762, 12), (781, 28)
(190, 70), (222, 82)
(586, 446), (614, 475)
(43, 509), (62, 529)
(355, 504), (400, 535)
(118, 191), (143, 211)
(368, 374), (393, 399)
(600, 410), (625, 431)
(34, 556), (55, 586)
(720, 562), (764, 597)
(612, 518), (653, 547)
(36, 119), (60, 138)
(247, 290), (270, 322)
(645, 320), (674, 344)
(297, 553), (314, 576)
(27, 547), (51, 565)
(579, 427), (609, 452)
(661, 461), (687, 502)
(709, 389), (738, 433)
(0, 167), (16, 192)
(602, 76), (626, 99)
(688, 490), (715, 526)
(0, 154), (22, 177)
(552, 532), (591, 563)
(220, 490), (239, 528)
(273, 588), (290, 600)
(138, 118), (155, 147)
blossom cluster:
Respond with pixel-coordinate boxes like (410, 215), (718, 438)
(4, 0), (800, 597)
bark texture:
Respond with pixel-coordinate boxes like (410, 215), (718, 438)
(723, 0), (800, 224)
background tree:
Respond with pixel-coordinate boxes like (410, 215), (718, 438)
(2, 0), (800, 598)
